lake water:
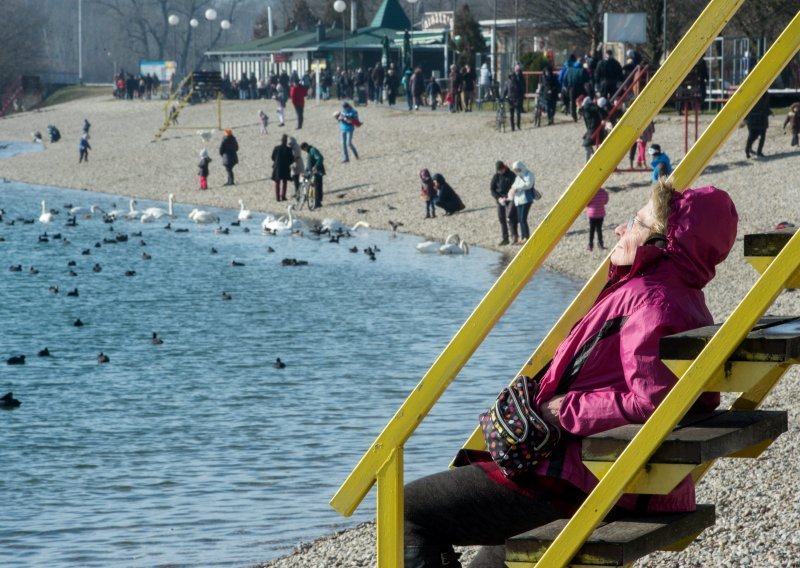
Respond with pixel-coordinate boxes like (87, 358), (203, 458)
(0, 145), (581, 566)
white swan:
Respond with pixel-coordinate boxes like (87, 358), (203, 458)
(416, 238), (442, 253)
(263, 204), (303, 235)
(69, 205), (88, 216)
(260, 213), (278, 232)
(238, 199), (252, 221)
(39, 201), (54, 223)
(321, 218), (370, 234)
(122, 199), (141, 221)
(439, 234), (470, 255)
(188, 208), (219, 224)
(141, 194), (175, 222)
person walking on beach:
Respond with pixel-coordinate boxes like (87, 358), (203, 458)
(275, 84), (287, 127)
(426, 75), (442, 111)
(419, 168), (437, 219)
(259, 110), (269, 135)
(300, 142), (325, 208)
(745, 93), (771, 159)
(586, 186), (609, 251)
(219, 128), (239, 186)
(503, 71), (524, 131)
(271, 134), (294, 201)
(289, 80), (308, 129)
(648, 143), (672, 181)
(336, 102), (360, 163)
(82, 118), (91, 137)
(783, 101), (800, 148)
(198, 148), (211, 190)
(507, 161), (536, 243)
(78, 133), (91, 163)
(461, 64), (476, 112)
(490, 161), (518, 245)
(385, 68), (399, 107)
(288, 136), (305, 199)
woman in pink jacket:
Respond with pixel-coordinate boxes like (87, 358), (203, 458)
(404, 181), (738, 568)
(586, 187), (609, 251)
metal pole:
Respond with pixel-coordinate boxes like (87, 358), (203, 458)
(343, 15), (347, 72)
(78, 0), (83, 83)
(492, 0), (497, 81)
(663, 0), (668, 58)
(514, 0), (519, 65)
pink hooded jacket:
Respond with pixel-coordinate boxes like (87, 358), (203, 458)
(483, 187), (738, 512)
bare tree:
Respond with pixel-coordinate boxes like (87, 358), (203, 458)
(0, 0), (46, 90)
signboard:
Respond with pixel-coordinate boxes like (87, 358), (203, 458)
(421, 11), (453, 30)
(603, 13), (647, 44)
(140, 60), (177, 81)
(272, 53), (290, 63)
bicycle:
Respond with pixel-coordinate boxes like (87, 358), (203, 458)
(495, 96), (506, 132)
(294, 173), (318, 211)
(533, 94), (547, 128)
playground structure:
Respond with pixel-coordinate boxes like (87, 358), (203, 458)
(153, 71), (223, 141)
(330, 1), (800, 567)
(1, 76), (43, 118)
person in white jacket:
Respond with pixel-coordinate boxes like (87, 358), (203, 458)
(507, 160), (536, 243)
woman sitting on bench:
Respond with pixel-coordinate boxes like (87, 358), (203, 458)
(404, 180), (739, 568)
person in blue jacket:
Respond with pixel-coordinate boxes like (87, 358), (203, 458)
(649, 143), (672, 181)
(335, 101), (360, 163)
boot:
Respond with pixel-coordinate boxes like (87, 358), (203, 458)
(404, 546), (462, 568)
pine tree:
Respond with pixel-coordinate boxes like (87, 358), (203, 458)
(453, 5), (487, 68)
(287, 0), (318, 31)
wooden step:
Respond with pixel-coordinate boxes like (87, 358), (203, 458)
(506, 505), (715, 567)
(743, 228), (800, 287)
(659, 316), (800, 362)
(582, 410), (787, 465)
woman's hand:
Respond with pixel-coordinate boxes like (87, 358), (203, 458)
(540, 395), (565, 428)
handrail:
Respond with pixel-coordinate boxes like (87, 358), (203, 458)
(591, 64), (650, 146)
(535, 9), (800, 565)
(331, 3), (745, 565)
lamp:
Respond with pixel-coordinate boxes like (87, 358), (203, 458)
(168, 14), (180, 66)
(333, 0), (347, 72)
(407, 0), (418, 69)
(205, 8), (217, 49)
(190, 18), (199, 28)
(220, 20), (231, 30)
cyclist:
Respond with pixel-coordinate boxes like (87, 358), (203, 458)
(300, 142), (326, 208)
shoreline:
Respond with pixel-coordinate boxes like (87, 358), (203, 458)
(2, 95), (799, 566)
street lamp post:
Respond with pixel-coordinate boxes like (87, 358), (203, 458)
(407, 0), (418, 70)
(168, 14), (180, 65)
(205, 8), (218, 50)
(333, 0), (347, 72)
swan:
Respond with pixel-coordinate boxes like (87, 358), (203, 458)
(260, 213), (278, 232)
(141, 194), (175, 222)
(68, 205), (88, 216)
(238, 199), (252, 221)
(122, 199), (141, 221)
(188, 208), (219, 224)
(416, 238), (442, 253)
(263, 204), (303, 235)
(39, 201), (54, 223)
(321, 218), (370, 234)
(439, 234), (470, 255)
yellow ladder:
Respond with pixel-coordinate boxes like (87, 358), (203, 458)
(153, 72), (195, 141)
(330, 2), (800, 566)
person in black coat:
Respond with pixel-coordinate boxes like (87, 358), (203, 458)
(745, 93), (771, 159)
(490, 161), (518, 245)
(219, 129), (239, 185)
(432, 173), (465, 216)
(271, 134), (294, 201)
(594, 50), (623, 99)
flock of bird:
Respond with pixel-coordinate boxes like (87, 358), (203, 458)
(2, 194), (404, 410)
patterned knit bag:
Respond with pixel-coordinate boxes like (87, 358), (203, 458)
(479, 374), (561, 478)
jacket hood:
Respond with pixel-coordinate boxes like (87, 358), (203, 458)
(432, 173), (446, 185)
(665, 186), (738, 288)
(511, 160), (529, 174)
(419, 168), (431, 181)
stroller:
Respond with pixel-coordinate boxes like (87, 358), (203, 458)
(47, 125), (61, 143)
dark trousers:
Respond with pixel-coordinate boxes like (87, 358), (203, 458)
(568, 87), (580, 121)
(274, 179), (287, 200)
(588, 216), (604, 249)
(509, 101), (522, 131)
(405, 465), (580, 568)
(496, 201), (517, 241)
(745, 127), (766, 156)
(225, 165), (235, 185)
(517, 201), (532, 240)
(313, 174), (324, 207)
(294, 104), (304, 129)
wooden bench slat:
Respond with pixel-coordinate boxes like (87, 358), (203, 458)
(506, 505), (715, 566)
(659, 316), (800, 361)
(582, 410), (787, 464)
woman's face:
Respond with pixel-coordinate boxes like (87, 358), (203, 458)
(610, 200), (657, 266)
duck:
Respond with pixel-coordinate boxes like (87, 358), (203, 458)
(388, 220), (404, 234)
(67, 288), (79, 297)
(151, 332), (164, 345)
(122, 199), (142, 221)
(68, 270), (78, 277)
(221, 291), (233, 301)
(49, 285), (59, 294)
(142, 252), (152, 260)
(92, 263), (102, 272)
(65, 216), (78, 227)
(38, 347), (50, 357)
(73, 318), (84, 327)
(174, 228), (189, 233)
(188, 208), (219, 224)
(97, 352), (110, 364)
(6, 355), (25, 365)
(439, 234), (470, 255)
(39, 200), (55, 223)
(273, 357), (286, 369)
(266, 246), (275, 253)
(9, 264), (22, 272)
(349, 246), (358, 253)
(231, 260), (245, 267)
(124, 270), (136, 277)
(1, 392), (21, 408)
(141, 194), (175, 222)
(210, 247), (218, 254)
(29, 266), (40, 275)
(81, 249), (91, 255)
(237, 199), (252, 221)
(67, 260), (77, 266)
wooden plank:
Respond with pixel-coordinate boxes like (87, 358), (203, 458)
(506, 505), (715, 566)
(743, 229), (797, 256)
(659, 316), (800, 361)
(582, 410), (787, 464)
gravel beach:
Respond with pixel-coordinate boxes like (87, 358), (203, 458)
(2, 95), (799, 566)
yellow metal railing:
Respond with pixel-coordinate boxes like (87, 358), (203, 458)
(331, 0), (800, 565)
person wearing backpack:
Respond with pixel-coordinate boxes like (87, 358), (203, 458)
(335, 101), (360, 163)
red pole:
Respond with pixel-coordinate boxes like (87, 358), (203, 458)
(684, 99), (689, 154)
(694, 98), (699, 142)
